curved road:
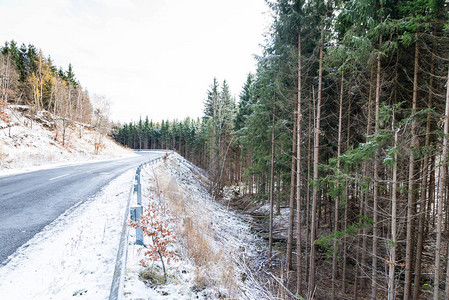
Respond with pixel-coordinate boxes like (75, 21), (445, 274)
(0, 151), (164, 265)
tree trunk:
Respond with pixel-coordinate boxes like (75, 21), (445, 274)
(305, 86), (313, 282)
(433, 60), (449, 300)
(296, 30), (303, 296)
(286, 109), (297, 271)
(361, 65), (375, 291)
(308, 23), (324, 296)
(446, 244), (449, 299)
(388, 113), (399, 300)
(332, 70), (344, 300)
(268, 93), (276, 264)
(276, 172), (281, 214)
(404, 36), (419, 300)
(414, 28), (436, 300)
(372, 35), (382, 300)
(343, 83), (352, 296)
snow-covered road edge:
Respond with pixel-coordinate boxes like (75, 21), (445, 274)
(0, 152), (138, 178)
(108, 170), (134, 300)
(0, 168), (135, 299)
(109, 154), (166, 300)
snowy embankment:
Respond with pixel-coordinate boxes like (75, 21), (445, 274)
(0, 106), (133, 176)
(0, 151), (272, 299)
(123, 153), (274, 299)
(0, 168), (136, 299)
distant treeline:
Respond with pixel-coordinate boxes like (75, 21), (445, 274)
(113, 117), (208, 164)
(113, 79), (236, 180)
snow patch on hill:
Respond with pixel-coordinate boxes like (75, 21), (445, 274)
(0, 106), (133, 173)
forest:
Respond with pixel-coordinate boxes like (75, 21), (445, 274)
(114, 0), (449, 299)
(0, 41), (110, 148)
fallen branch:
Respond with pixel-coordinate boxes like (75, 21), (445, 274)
(263, 270), (303, 300)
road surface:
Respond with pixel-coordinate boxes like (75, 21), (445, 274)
(0, 151), (164, 264)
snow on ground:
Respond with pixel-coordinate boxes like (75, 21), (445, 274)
(0, 148), (272, 299)
(0, 168), (135, 299)
(0, 106), (134, 175)
(123, 153), (274, 299)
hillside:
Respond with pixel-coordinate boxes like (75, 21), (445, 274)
(0, 105), (132, 173)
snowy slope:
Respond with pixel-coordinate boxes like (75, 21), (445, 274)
(123, 153), (274, 299)
(0, 106), (133, 173)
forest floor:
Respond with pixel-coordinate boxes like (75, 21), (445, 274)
(223, 194), (370, 300)
(222, 192), (438, 299)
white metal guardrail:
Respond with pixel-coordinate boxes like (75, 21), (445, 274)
(109, 154), (165, 300)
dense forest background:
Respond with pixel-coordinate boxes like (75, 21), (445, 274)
(115, 0), (449, 299)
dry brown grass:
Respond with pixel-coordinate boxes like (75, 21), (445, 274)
(0, 149), (6, 161)
(152, 165), (239, 298)
(182, 216), (214, 267)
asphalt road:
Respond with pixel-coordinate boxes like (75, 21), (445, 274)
(0, 151), (164, 265)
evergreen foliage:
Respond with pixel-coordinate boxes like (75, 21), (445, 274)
(114, 0), (449, 298)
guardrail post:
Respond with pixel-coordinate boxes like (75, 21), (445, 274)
(136, 182), (142, 205)
(130, 206), (144, 246)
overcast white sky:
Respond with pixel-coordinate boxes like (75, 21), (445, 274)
(0, 0), (269, 123)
